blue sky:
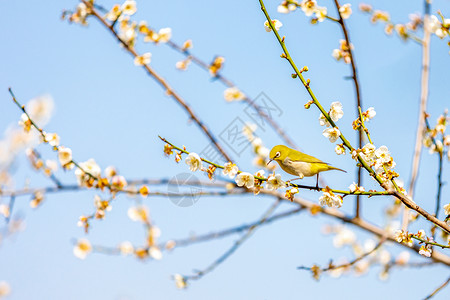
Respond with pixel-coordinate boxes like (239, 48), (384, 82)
(0, 0), (450, 299)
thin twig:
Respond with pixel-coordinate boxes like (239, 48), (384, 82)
(298, 238), (385, 273)
(423, 275), (450, 299)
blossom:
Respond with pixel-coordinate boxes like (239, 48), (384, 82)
(30, 191), (44, 208)
(185, 152), (203, 172)
(335, 144), (346, 155)
(0, 281), (11, 297)
(222, 162), (239, 178)
(128, 205), (149, 223)
(359, 4), (372, 13)
(105, 4), (121, 21)
(319, 113), (331, 127)
(322, 127), (341, 143)
(429, 140), (443, 154)
(0, 204), (10, 218)
(332, 49), (342, 61)
(365, 107), (376, 120)
(104, 166), (117, 178)
(394, 230), (413, 246)
(285, 187), (299, 201)
(58, 146), (73, 168)
(224, 87), (245, 102)
(163, 144), (173, 156)
(235, 172), (255, 188)
(264, 19), (283, 32)
(319, 187), (342, 208)
(361, 143), (376, 162)
(43, 132), (60, 147)
(278, 2), (297, 14)
(139, 185), (149, 197)
(349, 182), (365, 193)
(385, 24), (394, 35)
(300, 0), (317, 16)
(149, 246), (163, 260)
(395, 251), (410, 265)
(333, 228), (355, 247)
(175, 58), (191, 70)
(314, 6), (327, 22)
(111, 175), (127, 189)
(75, 159), (101, 186)
(119, 241), (134, 255)
(444, 203), (450, 216)
(134, 52), (151, 66)
(329, 101), (344, 122)
(182, 39), (193, 50)
(339, 4), (352, 19)
(419, 244), (432, 257)
(27, 95), (54, 126)
(121, 0), (137, 16)
(266, 174), (285, 190)
(209, 56), (225, 76)
(375, 145), (391, 163)
(174, 274), (188, 289)
(73, 238), (92, 259)
(157, 28), (172, 43)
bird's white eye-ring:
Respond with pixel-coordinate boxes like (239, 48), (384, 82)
(275, 152), (280, 158)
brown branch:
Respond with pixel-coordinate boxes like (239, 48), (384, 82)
(81, 1), (234, 164)
(403, 0), (432, 230)
(423, 275), (450, 299)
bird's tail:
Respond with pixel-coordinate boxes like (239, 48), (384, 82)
(330, 166), (346, 173)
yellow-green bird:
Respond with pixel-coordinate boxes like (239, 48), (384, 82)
(267, 145), (346, 188)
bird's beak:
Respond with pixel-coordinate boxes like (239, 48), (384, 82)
(267, 159), (273, 166)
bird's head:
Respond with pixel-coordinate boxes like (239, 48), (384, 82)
(267, 145), (290, 165)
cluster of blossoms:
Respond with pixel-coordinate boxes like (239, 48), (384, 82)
(423, 112), (450, 160)
(359, 3), (448, 43)
(429, 14), (450, 40)
(320, 225), (406, 280)
(356, 144), (399, 183)
(332, 40), (354, 64)
(75, 204), (163, 261)
(319, 186), (342, 208)
(319, 101), (343, 143)
(351, 107), (376, 132)
(63, 2), (91, 25)
(67, 1), (173, 64)
(394, 229), (438, 258)
(175, 40), (193, 71)
(277, 1), (352, 23)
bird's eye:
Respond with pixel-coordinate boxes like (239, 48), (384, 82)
(276, 152), (280, 158)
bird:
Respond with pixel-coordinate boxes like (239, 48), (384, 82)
(267, 145), (346, 189)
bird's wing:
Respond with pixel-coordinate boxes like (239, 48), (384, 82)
(291, 151), (329, 164)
